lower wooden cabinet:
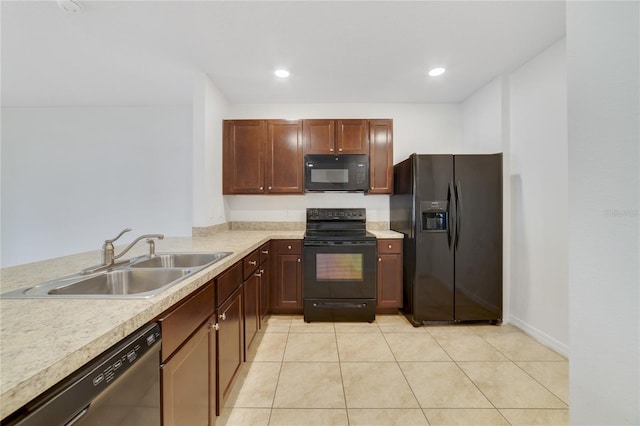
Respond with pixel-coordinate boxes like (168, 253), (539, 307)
(376, 239), (403, 312)
(216, 286), (243, 415)
(271, 240), (303, 314)
(243, 273), (260, 357)
(158, 282), (216, 426)
(258, 242), (271, 326)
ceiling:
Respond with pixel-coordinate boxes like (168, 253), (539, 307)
(1, 1), (566, 107)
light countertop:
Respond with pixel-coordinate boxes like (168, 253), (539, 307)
(0, 229), (402, 419)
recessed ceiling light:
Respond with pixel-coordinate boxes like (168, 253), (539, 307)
(428, 67), (446, 77)
(274, 69), (290, 78)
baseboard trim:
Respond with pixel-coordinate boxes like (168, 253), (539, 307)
(508, 315), (569, 358)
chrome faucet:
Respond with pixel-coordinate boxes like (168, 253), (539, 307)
(101, 228), (164, 266)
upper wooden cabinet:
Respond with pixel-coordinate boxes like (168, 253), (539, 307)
(266, 120), (304, 193)
(223, 120), (303, 194)
(303, 119), (369, 155)
(368, 119), (394, 194)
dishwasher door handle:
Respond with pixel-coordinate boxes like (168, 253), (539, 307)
(66, 405), (90, 425)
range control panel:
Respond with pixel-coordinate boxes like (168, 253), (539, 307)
(306, 208), (367, 222)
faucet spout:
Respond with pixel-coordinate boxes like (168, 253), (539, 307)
(113, 234), (164, 262)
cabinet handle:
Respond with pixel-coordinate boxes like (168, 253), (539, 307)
(261, 250), (269, 254)
(249, 260), (257, 265)
(219, 312), (227, 320)
(255, 272), (262, 277)
(297, 258), (301, 263)
(209, 322), (219, 331)
(287, 245), (292, 250)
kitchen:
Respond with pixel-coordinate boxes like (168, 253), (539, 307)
(0, 1), (638, 426)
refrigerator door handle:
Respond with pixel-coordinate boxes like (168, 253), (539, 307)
(447, 181), (456, 250)
(454, 180), (463, 250)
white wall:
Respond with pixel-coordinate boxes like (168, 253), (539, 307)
(567, 2), (639, 424)
(461, 77), (504, 154)
(508, 39), (569, 355)
(1, 106), (192, 267)
(192, 73), (230, 227)
(224, 103), (462, 222)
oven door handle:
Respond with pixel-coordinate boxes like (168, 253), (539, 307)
(312, 302), (369, 309)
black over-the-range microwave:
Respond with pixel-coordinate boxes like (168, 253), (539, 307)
(304, 154), (369, 192)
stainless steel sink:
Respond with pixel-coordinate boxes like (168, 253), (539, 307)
(3, 269), (192, 299)
(1, 251), (233, 299)
(130, 252), (232, 269)
(48, 269), (191, 296)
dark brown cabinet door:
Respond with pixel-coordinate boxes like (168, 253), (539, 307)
(368, 119), (393, 194)
(271, 240), (303, 313)
(303, 119), (369, 155)
(223, 120), (266, 194)
(266, 120), (303, 193)
(161, 321), (210, 426)
(243, 273), (260, 357)
(216, 287), (243, 415)
(376, 239), (403, 311)
(258, 242), (271, 325)
(336, 119), (369, 154)
(207, 316), (217, 426)
(303, 119), (335, 154)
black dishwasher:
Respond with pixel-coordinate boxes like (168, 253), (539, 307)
(2, 323), (161, 426)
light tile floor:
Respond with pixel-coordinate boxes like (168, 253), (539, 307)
(218, 314), (568, 426)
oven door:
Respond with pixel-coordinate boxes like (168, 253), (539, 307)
(303, 240), (376, 299)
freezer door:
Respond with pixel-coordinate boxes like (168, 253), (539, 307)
(413, 155), (455, 322)
(453, 154), (503, 322)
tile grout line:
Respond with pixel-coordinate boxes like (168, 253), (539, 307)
(379, 322), (433, 425)
(333, 323), (352, 426)
(424, 326), (514, 424)
(470, 327), (570, 409)
(266, 316), (292, 425)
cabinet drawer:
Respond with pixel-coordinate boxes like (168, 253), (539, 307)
(243, 249), (260, 280)
(275, 240), (302, 254)
(216, 261), (243, 306)
(377, 239), (402, 254)
(159, 282), (214, 362)
(259, 242), (270, 264)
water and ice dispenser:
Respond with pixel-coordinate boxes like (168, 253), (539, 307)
(421, 201), (448, 232)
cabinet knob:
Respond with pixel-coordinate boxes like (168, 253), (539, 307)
(297, 258), (301, 263)
(219, 312), (227, 320)
(209, 322), (219, 331)
(261, 250), (269, 254)
(338, 148), (343, 152)
(260, 268), (265, 274)
(287, 245), (292, 250)
(268, 186), (272, 190)
(371, 187), (374, 190)
(255, 272), (262, 277)
(260, 186), (264, 190)
(378, 257), (382, 262)
(388, 244), (392, 249)
(329, 148), (334, 152)
(249, 260), (257, 266)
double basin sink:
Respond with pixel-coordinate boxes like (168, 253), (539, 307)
(1, 252), (232, 299)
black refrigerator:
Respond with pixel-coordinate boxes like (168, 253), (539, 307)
(390, 153), (502, 325)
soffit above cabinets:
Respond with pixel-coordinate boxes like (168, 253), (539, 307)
(1, 1), (566, 106)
